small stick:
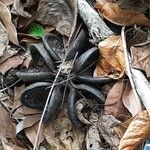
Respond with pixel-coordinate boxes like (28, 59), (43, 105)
(61, 52), (78, 109)
(33, 55), (68, 150)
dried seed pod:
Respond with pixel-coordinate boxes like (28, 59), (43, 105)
(21, 82), (51, 109)
(67, 86), (84, 127)
(43, 86), (62, 124)
(74, 47), (99, 73)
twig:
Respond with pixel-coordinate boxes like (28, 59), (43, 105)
(121, 27), (142, 113)
(33, 55), (68, 150)
(61, 52), (78, 109)
(78, 0), (113, 42)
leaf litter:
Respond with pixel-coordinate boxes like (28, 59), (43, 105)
(0, 0), (149, 150)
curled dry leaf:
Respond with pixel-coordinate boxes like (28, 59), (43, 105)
(94, 35), (125, 79)
(0, 54), (25, 74)
(104, 80), (130, 120)
(119, 110), (150, 150)
(95, 1), (150, 26)
(0, 1), (19, 45)
(44, 110), (85, 150)
(131, 42), (150, 77)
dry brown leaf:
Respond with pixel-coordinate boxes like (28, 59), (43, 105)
(1, 141), (25, 150)
(16, 114), (41, 134)
(127, 28), (148, 47)
(122, 82), (142, 116)
(0, 55), (25, 74)
(86, 113), (120, 150)
(24, 122), (45, 148)
(0, 0), (13, 6)
(119, 110), (150, 150)
(0, 1), (19, 45)
(0, 22), (9, 57)
(98, 114), (120, 149)
(104, 80), (129, 120)
(114, 117), (133, 139)
(95, 1), (150, 26)
(94, 35), (125, 79)
(44, 110), (85, 150)
(0, 105), (23, 147)
(0, 47), (18, 64)
(13, 105), (42, 120)
(35, 0), (74, 36)
(12, 0), (31, 18)
(131, 42), (150, 77)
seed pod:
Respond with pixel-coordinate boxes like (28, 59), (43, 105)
(66, 29), (88, 60)
(71, 82), (105, 103)
(11, 69), (56, 82)
(21, 82), (51, 109)
(43, 86), (62, 124)
(30, 43), (55, 71)
(75, 75), (112, 85)
(74, 47), (99, 73)
(67, 86), (84, 127)
(42, 33), (64, 61)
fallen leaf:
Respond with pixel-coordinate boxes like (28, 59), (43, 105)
(115, 0), (148, 12)
(94, 35), (125, 79)
(104, 80), (130, 120)
(0, 104), (23, 147)
(119, 110), (150, 150)
(0, 1), (19, 45)
(95, 1), (150, 26)
(35, 0), (74, 36)
(24, 122), (45, 148)
(0, 55), (25, 74)
(0, 0), (13, 6)
(131, 41), (150, 77)
(0, 22), (9, 57)
(0, 47), (18, 64)
(11, 85), (25, 112)
(86, 112), (120, 150)
(114, 117), (133, 139)
(127, 28), (148, 47)
(122, 82), (143, 116)
(1, 140), (25, 150)
(12, 0), (31, 18)
(44, 110), (85, 150)
(16, 114), (41, 134)
(98, 114), (120, 150)
(13, 106), (41, 120)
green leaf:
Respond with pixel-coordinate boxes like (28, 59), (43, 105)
(28, 22), (44, 37)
